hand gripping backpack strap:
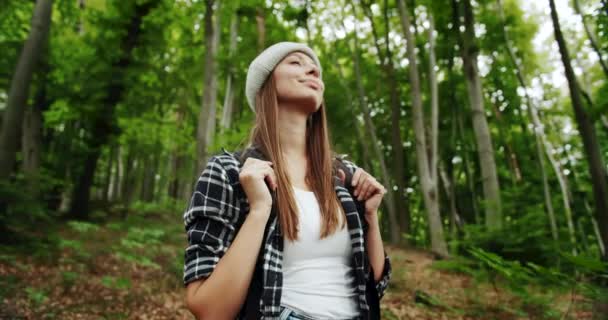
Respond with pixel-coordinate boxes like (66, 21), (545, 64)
(333, 155), (381, 320)
(233, 146), (277, 320)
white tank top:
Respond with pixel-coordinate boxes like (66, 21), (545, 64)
(280, 186), (359, 319)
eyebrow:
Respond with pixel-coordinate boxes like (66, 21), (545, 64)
(289, 52), (315, 65)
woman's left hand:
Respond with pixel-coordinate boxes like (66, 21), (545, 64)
(339, 168), (387, 216)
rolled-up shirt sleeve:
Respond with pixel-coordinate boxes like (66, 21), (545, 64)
(339, 156), (392, 300)
(183, 156), (238, 286)
(374, 251), (392, 299)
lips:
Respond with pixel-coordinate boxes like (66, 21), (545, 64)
(299, 79), (322, 90)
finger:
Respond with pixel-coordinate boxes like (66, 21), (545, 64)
(261, 166), (277, 190)
(367, 181), (383, 198)
(354, 172), (367, 195)
(352, 168), (363, 187)
(357, 177), (371, 200)
(361, 178), (374, 200)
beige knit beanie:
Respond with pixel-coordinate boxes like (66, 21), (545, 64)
(245, 41), (322, 112)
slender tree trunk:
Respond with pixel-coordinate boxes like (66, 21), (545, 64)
(255, 7), (265, 52)
(0, 0), (53, 180)
(121, 146), (135, 206)
(359, 0), (410, 238)
(586, 201), (607, 256)
(196, 0), (221, 174)
(22, 68), (48, 198)
(69, 1), (156, 218)
(397, 0), (448, 257)
(140, 152), (157, 202)
(497, 0), (558, 241)
(103, 144), (116, 202)
(329, 35), (373, 175)
(456, 0), (503, 229)
(77, 0), (85, 34)
(169, 101), (186, 199)
(349, 5), (400, 244)
(549, 0), (608, 260)
(439, 162), (462, 235)
(109, 145), (121, 201)
(489, 102), (522, 183)
(573, 0), (608, 77)
(221, 12), (240, 130)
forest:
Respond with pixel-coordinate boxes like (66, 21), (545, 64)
(0, 0), (607, 319)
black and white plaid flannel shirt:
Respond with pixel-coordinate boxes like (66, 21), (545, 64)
(183, 148), (391, 319)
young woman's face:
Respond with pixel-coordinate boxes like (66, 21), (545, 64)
(272, 51), (324, 114)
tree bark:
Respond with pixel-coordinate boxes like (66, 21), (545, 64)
(572, 0), (608, 77)
(109, 145), (121, 202)
(220, 12), (240, 131)
(255, 7), (265, 52)
(397, 0), (448, 257)
(348, 3), (400, 244)
(69, 1), (156, 218)
(103, 144), (116, 203)
(455, 0), (503, 229)
(0, 0), (53, 180)
(22, 68), (48, 198)
(196, 0), (221, 174)
(549, 0), (608, 260)
(497, 0), (559, 241)
(359, 0), (411, 238)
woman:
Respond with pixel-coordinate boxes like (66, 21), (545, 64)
(183, 42), (391, 320)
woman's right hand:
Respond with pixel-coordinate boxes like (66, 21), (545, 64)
(239, 158), (277, 215)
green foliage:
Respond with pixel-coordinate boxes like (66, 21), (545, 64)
(67, 221), (100, 233)
(100, 275), (131, 290)
(60, 271), (80, 289)
(112, 226), (165, 269)
(451, 210), (559, 266)
(25, 287), (48, 306)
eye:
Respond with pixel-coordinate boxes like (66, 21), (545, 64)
(290, 61), (301, 65)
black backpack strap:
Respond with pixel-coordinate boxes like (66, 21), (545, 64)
(333, 156), (368, 234)
(230, 146), (274, 320)
(334, 156), (381, 319)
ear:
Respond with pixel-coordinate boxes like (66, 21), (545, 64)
(337, 168), (346, 185)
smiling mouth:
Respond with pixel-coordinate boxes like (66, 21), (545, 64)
(299, 80), (321, 90)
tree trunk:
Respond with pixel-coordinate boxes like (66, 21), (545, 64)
(497, 0), (558, 241)
(349, 3), (400, 244)
(573, 0), (608, 77)
(77, 0), (85, 34)
(220, 12), (239, 131)
(359, 0), (410, 238)
(22, 71), (48, 198)
(330, 34), (373, 176)
(169, 101), (186, 199)
(140, 152), (156, 202)
(102, 144), (116, 203)
(0, 0), (53, 180)
(456, 0), (503, 229)
(549, 0), (608, 261)
(396, 0), (448, 257)
(69, 1), (156, 218)
(255, 7), (265, 52)
(439, 161), (462, 235)
(196, 0), (221, 174)
(108, 145), (120, 201)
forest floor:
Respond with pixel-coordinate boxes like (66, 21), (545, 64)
(0, 207), (601, 320)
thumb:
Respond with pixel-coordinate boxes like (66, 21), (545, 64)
(338, 169), (346, 185)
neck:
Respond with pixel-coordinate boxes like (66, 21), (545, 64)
(277, 102), (309, 160)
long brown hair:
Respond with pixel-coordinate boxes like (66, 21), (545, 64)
(247, 75), (346, 241)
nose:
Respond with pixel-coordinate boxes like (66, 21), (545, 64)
(306, 63), (320, 78)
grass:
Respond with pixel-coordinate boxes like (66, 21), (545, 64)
(0, 205), (602, 319)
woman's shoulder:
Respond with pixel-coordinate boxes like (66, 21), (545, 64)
(201, 147), (243, 184)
